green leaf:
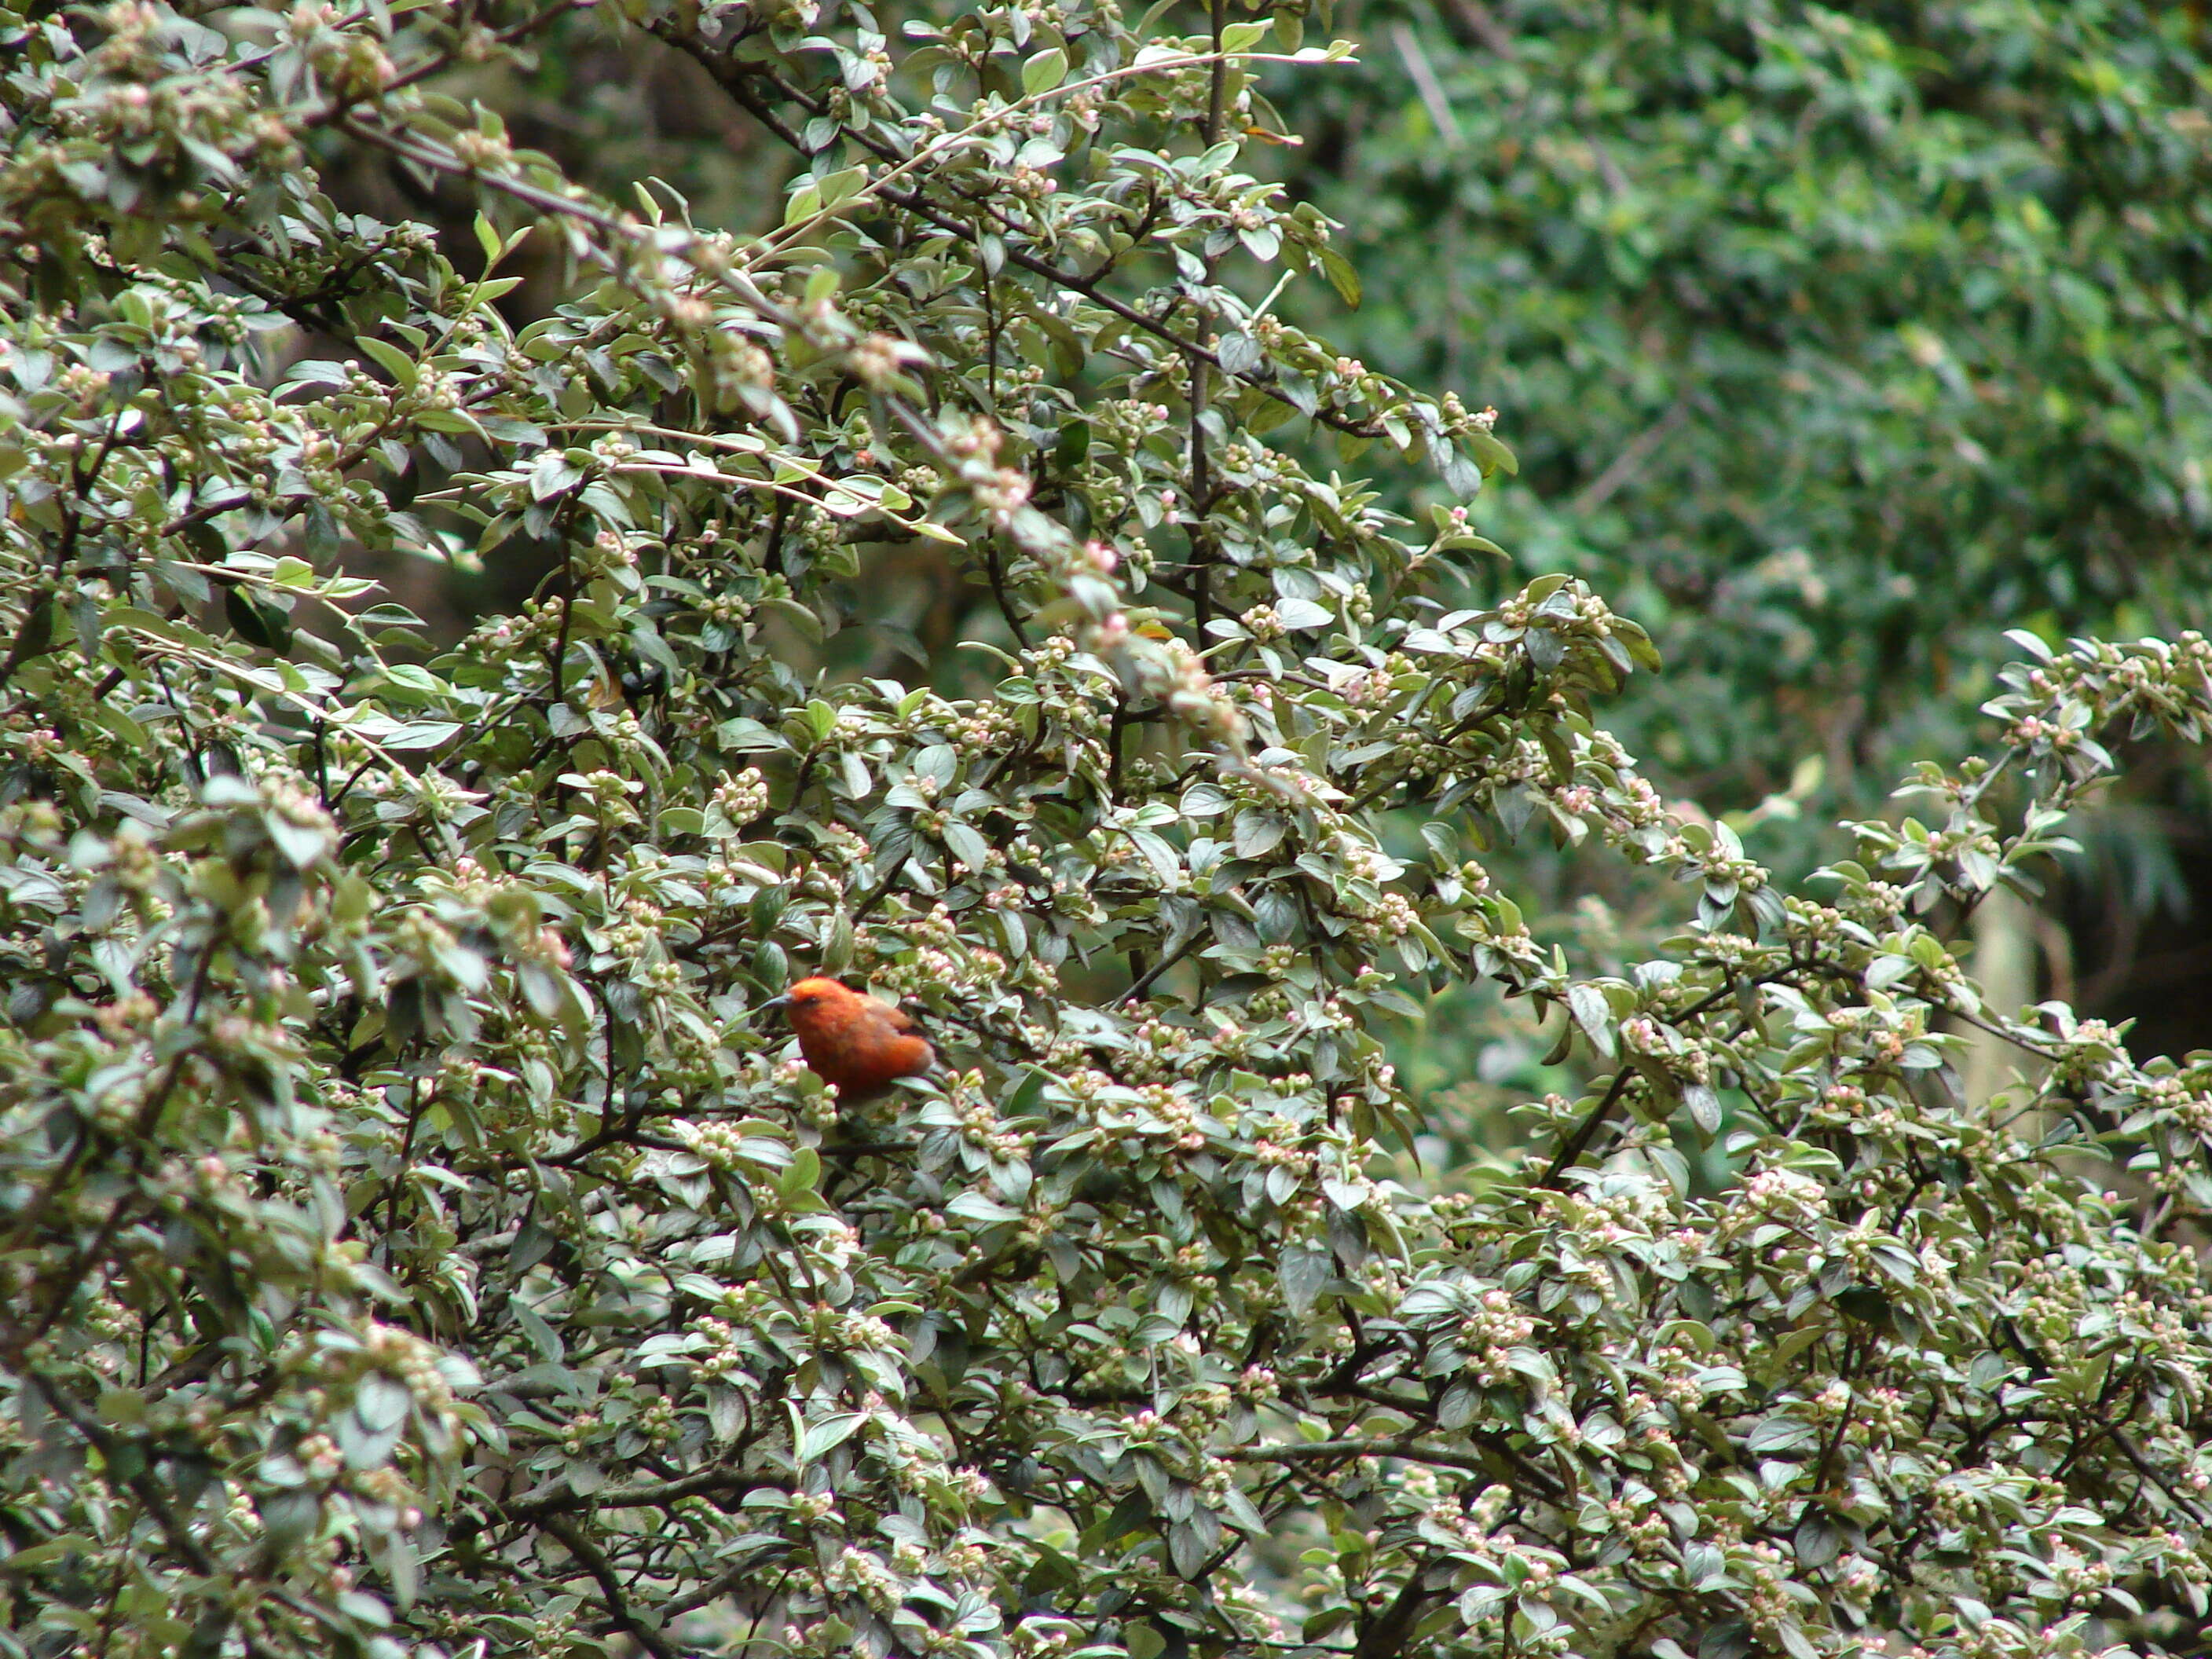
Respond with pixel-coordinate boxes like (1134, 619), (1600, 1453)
(1683, 1081), (1722, 1136)
(1463, 428), (1518, 477)
(1022, 46), (1068, 95)
(797, 1412), (867, 1461)
(1567, 983), (1616, 1058)
(814, 166), (868, 209)
(1279, 1245), (1329, 1314)
(1317, 245), (1362, 308)
(947, 1192), (1022, 1225)
(354, 334), (419, 390)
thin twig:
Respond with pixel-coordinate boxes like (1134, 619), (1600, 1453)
(1122, 929), (1204, 1005)
(1534, 1065), (1636, 1188)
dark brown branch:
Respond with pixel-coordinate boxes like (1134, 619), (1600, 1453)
(1122, 928), (1204, 1005)
(1352, 1557), (1442, 1659)
(1534, 1064), (1636, 1189)
(497, 1466), (780, 1525)
(544, 1514), (680, 1659)
(1205, 0), (1230, 145)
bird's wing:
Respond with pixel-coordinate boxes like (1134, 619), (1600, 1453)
(884, 1005), (917, 1033)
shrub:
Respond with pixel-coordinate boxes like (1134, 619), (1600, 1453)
(4, 4), (2212, 1659)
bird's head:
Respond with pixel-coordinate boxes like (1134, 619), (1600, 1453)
(760, 976), (851, 1021)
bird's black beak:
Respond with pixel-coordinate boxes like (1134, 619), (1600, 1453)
(759, 993), (793, 1014)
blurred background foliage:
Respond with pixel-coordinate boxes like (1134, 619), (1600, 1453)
(317, 0), (2212, 1166)
(1271, 0), (2212, 1126)
(1293, 0), (2212, 797)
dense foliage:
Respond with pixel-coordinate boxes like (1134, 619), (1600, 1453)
(5, 5), (2212, 1659)
(1296, 0), (2212, 811)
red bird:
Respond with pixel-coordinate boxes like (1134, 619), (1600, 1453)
(763, 977), (936, 1098)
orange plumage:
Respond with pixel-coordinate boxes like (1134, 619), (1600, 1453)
(764, 976), (936, 1098)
